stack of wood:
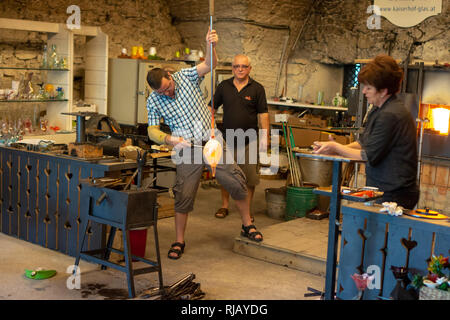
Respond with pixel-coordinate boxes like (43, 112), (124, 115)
(68, 142), (103, 158)
(157, 193), (175, 219)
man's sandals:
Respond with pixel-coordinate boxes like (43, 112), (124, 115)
(168, 242), (185, 260)
(215, 208), (229, 218)
(241, 224), (263, 242)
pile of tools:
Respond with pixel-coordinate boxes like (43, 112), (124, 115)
(140, 273), (205, 300)
(281, 122), (303, 187)
(83, 150), (156, 191)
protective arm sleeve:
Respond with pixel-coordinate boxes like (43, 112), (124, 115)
(147, 125), (168, 145)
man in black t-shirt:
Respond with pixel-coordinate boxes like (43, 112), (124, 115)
(211, 54), (269, 220)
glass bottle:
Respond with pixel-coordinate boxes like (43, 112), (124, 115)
(37, 83), (47, 100)
(49, 44), (58, 69)
(17, 74), (26, 99)
(42, 45), (48, 68)
(56, 87), (64, 100)
(333, 93), (340, 107)
(118, 48), (130, 59)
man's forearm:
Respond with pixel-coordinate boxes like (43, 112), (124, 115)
(258, 113), (270, 140)
(204, 46), (218, 69)
(147, 125), (168, 145)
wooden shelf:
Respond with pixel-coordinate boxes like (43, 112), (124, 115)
(0, 99), (68, 103)
(407, 65), (450, 72)
(268, 99), (348, 111)
(0, 67), (69, 71)
(73, 26), (99, 37)
(0, 18), (60, 33)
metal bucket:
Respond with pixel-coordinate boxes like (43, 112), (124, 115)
(265, 187), (287, 220)
(298, 157), (333, 212)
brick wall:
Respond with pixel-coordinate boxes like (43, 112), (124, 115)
(419, 162), (450, 215)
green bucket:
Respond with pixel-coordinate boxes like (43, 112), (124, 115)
(285, 183), (318, 220)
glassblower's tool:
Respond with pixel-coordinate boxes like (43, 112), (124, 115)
(203, 0), (222, 177)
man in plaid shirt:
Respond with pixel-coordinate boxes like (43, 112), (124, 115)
(146, 29), (263, 260)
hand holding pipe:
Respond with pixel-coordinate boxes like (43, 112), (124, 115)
(209, 0), (215, 139)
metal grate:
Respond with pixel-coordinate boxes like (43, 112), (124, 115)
(342, 64), (361, 99)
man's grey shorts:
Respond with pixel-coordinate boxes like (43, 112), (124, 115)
(173, 147), (248, 214)
(228, 139), (260, 187)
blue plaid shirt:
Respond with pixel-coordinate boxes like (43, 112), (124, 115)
(146, 66), (214, 142)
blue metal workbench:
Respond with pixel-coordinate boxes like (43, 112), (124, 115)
(338, 202), (449, 300)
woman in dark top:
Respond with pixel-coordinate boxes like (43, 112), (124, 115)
(312, 54), (419, 209)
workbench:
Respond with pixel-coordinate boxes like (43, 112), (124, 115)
(338, 202), (450, 300)
(0, 146), (173, 257)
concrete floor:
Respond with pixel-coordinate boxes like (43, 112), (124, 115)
(0, 177), (327, 300)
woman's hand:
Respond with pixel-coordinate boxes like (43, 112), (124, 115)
(313, 140), (364, 160)
(312, 141), (339, 155)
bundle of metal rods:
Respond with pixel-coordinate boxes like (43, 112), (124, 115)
(139, 273), (205, 300)
(281, 122), (303, 187)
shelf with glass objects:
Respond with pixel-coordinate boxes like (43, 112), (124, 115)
(0, 18), (73, 132)
(0, 72), (67, 102)
(0, 44), (71, 142)
(0, 102), (52, 144)
(0, 43), (69, 102)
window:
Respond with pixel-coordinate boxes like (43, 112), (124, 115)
(342, 64), (361, 99)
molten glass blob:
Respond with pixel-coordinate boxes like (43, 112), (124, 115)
(203, 138), (222, 177)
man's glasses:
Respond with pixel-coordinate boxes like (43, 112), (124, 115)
(232, 64), (249, 70)
(156, 79), (173, 95)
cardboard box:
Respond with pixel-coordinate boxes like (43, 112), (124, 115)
(319, 132), (350, 145)
(288, 115), (327, 128)
(288, 128), (321, 148)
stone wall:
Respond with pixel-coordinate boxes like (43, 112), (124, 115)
(2, 0), (448, 101)
(0, 0), (185, 101)
(0, 0), (183, 59)
(167, 0), (449, 101)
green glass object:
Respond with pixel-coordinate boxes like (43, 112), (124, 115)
(25, 269), (57, 280)
(56, 87), (64, 100)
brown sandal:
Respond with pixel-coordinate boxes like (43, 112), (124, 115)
(215, 208), (229, 218)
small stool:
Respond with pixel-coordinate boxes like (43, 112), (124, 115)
(74, 184), (163, 298)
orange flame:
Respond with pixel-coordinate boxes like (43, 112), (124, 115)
(420, 103), (450, 136)
(431, 108), (450, 135)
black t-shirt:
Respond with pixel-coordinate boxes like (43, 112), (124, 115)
(211, 77), (268, 132)
(359, 95), (418, 192)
